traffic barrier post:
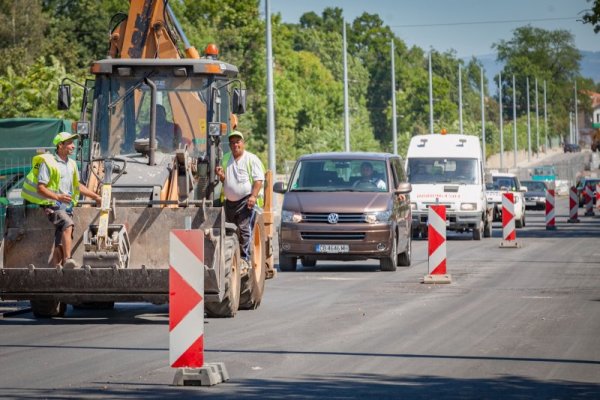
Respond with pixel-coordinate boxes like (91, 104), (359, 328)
(500, 192), (520, 248)
(567, 186), (580, 223)
(545, 189), (556, 230)
(596, 183), (600, 212)
(423, 204), (451, 284)
(170, 229), (229, 386)
(584, 185), (595, 216)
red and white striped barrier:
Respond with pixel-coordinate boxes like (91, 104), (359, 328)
(545, 189), (556, 230)
(568, 186), (580, 223)
(170, 230), (228, 386)
(423, 205), (451, 284)
(500, 192), (520, 248)
(596, 183), (600, 210)
(585, 185), (595, 216)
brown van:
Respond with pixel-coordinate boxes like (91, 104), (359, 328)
(273, 152), (412, 271)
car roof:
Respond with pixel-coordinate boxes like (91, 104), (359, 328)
(297, 152), (397, 161)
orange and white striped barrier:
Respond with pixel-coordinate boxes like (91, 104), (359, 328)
(423, 204), (451, 284)
(170, 229), (228, 386)
(545, 189), (556, 230)
(584, 185), (595, 216)
(500, 192), (520, 248)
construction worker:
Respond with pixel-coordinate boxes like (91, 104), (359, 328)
(215, 130), (264, 268)
(21, 132), (102, 268)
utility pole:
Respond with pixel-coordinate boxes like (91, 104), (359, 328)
(535, 77), (539, 156)
(391, 40), (397, 155)
(574, 80), (579, 145)
(265, 0), (276, 175)
(526, 77), (531, 162)
(429, 51), (434, 134)
(459, 64), (463, 135)
(498, 72), (504, 170)
(512, 75), (518, 168)
(342, 19), (350, 151)
(543, 80), (548, 150)
(480, 66), (486, 166)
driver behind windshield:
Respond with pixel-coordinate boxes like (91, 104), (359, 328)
(353, 161), (386, 190)
(139, 104), (183, 152)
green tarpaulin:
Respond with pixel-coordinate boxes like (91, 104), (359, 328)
(0, 118), (72, 169)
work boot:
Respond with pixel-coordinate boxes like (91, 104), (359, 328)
(63, 258), (81, 269)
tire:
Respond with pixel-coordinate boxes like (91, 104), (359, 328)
(397, 233), (411, 267)
(472, 221), (482, 240)
(483, 218), (492, 238)
(205, 235), (241, 318)
(522, 214), (526, 227)
(31, 300), (67, 318)
(279, 254), (297, 271)
(301, 257), (317, 267)
(239, 214), (266, 310)
(72, 302), (115, 310)
(380, 231), (397, 271)
(515, 216), (523, 228)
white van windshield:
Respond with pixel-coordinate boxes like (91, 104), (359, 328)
(407, 158), (479, 184)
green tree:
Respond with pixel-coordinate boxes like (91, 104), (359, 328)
(581, 0), (600, 33)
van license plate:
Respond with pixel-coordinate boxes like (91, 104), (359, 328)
(316, 244), (349, 253)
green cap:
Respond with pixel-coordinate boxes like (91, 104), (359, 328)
(52, 132), (79, 146)
(228, 130), (244, 140)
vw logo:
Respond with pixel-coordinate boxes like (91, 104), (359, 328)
(327, 213), (339, 224)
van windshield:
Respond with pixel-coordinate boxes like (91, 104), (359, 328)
(288, 159), (388, 192)
(407, 158), (479, 184)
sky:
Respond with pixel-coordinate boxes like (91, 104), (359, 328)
(266, 0), (600, 58)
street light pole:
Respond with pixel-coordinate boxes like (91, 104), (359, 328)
(480, 66), (486, 166)
(526, 76), (531, 162)
(265, 0), (276, 176)
(574, 80), (579, 145)
(543, 80), (548, 150)
(428, 51), (434, 134)
(343, 18), (350, 152)
(512, 75), (518, 168)
(535, 77), (539, 156)
(498, 72), (504, 170)
(459, 64), (463, 135)
(391, 40), (397, 155)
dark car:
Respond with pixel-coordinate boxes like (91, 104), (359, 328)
(576, 177), (600, 207)
(564, 143), (581, 153)
(273, 152), (412, 272)
(520, 180), (548, 210)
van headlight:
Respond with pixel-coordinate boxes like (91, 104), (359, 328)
(460, 202), (477, 211)
(364, 210), (392, 224)
(282, 210), (303, 223)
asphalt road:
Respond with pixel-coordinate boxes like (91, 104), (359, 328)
(0, 195), (599, 399)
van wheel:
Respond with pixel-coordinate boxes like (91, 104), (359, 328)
(301, 258), (317, 267)
(279, 254), (297, 271)
(380, 232), (397, 271)
(397, 234), (411, 267)
(31, 300), (67, 318)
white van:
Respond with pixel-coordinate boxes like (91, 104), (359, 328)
(406, 133), (493, 240)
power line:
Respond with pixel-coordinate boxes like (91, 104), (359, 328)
(391, 16), (576, 28)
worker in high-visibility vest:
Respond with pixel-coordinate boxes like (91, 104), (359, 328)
(215, 130), (264, 268)
(21, 132), (102, 269)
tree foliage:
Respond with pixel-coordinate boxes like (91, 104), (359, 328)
(0, 1), (590, 165)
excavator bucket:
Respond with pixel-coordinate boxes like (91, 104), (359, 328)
(0, 204), (225, 303)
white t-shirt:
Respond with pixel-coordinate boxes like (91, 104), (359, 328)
(223, 151), (265, 202)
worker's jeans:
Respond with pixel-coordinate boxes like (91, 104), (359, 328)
(224, 195), (256, 261)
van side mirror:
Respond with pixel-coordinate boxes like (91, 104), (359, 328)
(273, 181), (286, 194)
(232, 88), (246, 114)
(58, 84), (71, 110)
(395, 182), (412, 194)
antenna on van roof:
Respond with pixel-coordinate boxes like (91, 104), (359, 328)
(457, 138), (467, 147)
(417, 138), (428, 147)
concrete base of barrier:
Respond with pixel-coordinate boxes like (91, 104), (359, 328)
(500, 240), (521, 248)
(545, 225), (557, 230)
(585, 210), (595, 216)
(567, 218), (580, 223)
(423, 274), (452, 284)
(172, 362), (229, 386)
